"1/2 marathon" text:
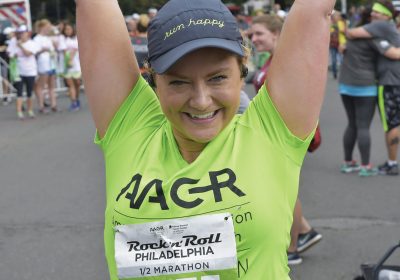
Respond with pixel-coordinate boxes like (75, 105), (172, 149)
(139, 262), (210, 276)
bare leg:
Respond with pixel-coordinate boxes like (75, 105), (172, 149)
(299, 216), (312, 234)
(74, 79), (81, 101)
(48, 75), (57, 108)
(2, 78), (9, 102)
(65, 78), (76, 101)
(16, 97), (24, 113)
(288, 199), (302, 252)
(386, 128), (399, 161)
(36, 75), (46, 110)
(26, 97), (33, 112)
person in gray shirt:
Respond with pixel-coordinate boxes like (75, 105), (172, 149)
(339, 7), (381, 176)
(347, 0), (400, 175)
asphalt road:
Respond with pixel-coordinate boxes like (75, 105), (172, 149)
(0, 75), (399, 280)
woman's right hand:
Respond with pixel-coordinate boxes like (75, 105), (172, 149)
(76, 0), (140, 137)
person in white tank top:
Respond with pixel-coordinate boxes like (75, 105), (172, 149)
(34, 19), (58, 113)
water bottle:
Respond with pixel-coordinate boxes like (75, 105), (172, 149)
(379, 269), (400, 280)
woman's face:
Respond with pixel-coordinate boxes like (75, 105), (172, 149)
(40, 23), (51, 35)
(155, 48), (243, 145)
(17, 31), (30, 41)
(251, 23), (279, 53)
(64, 25), (73, 37)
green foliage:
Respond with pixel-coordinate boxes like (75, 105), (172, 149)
(27, 0), (373, 23)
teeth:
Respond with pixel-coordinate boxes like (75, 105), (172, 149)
(189, 111), (216, 119)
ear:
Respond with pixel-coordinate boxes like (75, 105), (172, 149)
(240, 65), (248, 79)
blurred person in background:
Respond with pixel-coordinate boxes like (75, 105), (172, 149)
(127, 13), (139, 37)
(330, 11), (347, 79)
(8, 25), (38, 120)
(250, 14), (322, 265)
(131, 14), (149, 79)
(148, 8), (157, 19)
(251, 15), (322, 265)
(34, 19), (58, 113)
(0, 26), (14, 105)
(53, 21), (67, 79)
(62, 23), (81, 112)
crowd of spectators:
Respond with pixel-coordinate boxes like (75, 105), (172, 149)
(0, 19), (81, 119)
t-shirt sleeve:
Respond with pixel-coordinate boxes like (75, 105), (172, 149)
(28, 41), (39, 55)
(240, 85), (315, 165)
(94, 76), (164, 152)
(372, 38), (392, 55)
(363, 21), (387, 38)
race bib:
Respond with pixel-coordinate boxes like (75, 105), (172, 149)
(115, 213), (238, 279)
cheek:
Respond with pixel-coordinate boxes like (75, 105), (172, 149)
(219, 86), (242, 109)
(157, 90), (185, 116)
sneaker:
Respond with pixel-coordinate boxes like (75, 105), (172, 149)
(297, 228), (323, 254)
(51, 107), (59, 113)
(288, 251), (302, 265)
(68, 102), (78, 112)
(358, 165), (378, 177)
(378, 162), (399, 176)
(17, 111), (25, 120)
(27, 110), (35, 119)
(39, 108), (50, 114)
(341, 161), (361, 173)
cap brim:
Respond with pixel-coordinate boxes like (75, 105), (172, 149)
(151, 38), (244, 74)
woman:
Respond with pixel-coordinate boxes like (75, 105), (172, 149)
(251, 15), (322, 265)
(34, 19), (58, 113)
(54, 21), (67, 78)
(251, 15), (283, 92)
(8, 25), (38, 120)
(338, 7), (381, 176)
(77, 0), (334, 279)
(62, 23), (81, 111)
(131, 14), (149, 79)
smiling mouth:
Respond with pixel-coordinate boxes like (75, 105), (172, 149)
(185, 110), (219, 120)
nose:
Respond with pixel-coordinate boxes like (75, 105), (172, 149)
(189, 82), (212, 111)
(251, 34), (257, 44)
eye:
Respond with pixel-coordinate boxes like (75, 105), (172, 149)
(209, 75), (227, 83)
(169, 80), (188, 86)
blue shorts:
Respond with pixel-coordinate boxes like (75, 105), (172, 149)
(39, 69), (57, 76)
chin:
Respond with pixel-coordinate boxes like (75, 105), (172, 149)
(188, 129), (220, 144)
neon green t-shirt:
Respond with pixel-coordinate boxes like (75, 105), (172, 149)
(95, 77), (313, 280)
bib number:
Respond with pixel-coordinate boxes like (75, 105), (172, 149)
(115, 213), (238, 279)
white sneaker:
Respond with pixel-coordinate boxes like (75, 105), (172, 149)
(17, 111), (25, 120)
(28, 110), (35, 119)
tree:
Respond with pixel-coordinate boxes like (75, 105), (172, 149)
(27, 0), (374, 24)
(30, 0), (76, 23)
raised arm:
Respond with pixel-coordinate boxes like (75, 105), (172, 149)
(266, 0), (335, 139)
(76, 0), (140, 137)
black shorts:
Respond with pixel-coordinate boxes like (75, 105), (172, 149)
(378, 85), (400, 132)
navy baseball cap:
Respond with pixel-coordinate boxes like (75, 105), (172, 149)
(148, 0), (244, 74)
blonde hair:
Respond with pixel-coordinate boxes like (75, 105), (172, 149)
(252, 14), (283, 34)
(37, 19), (51, 32)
